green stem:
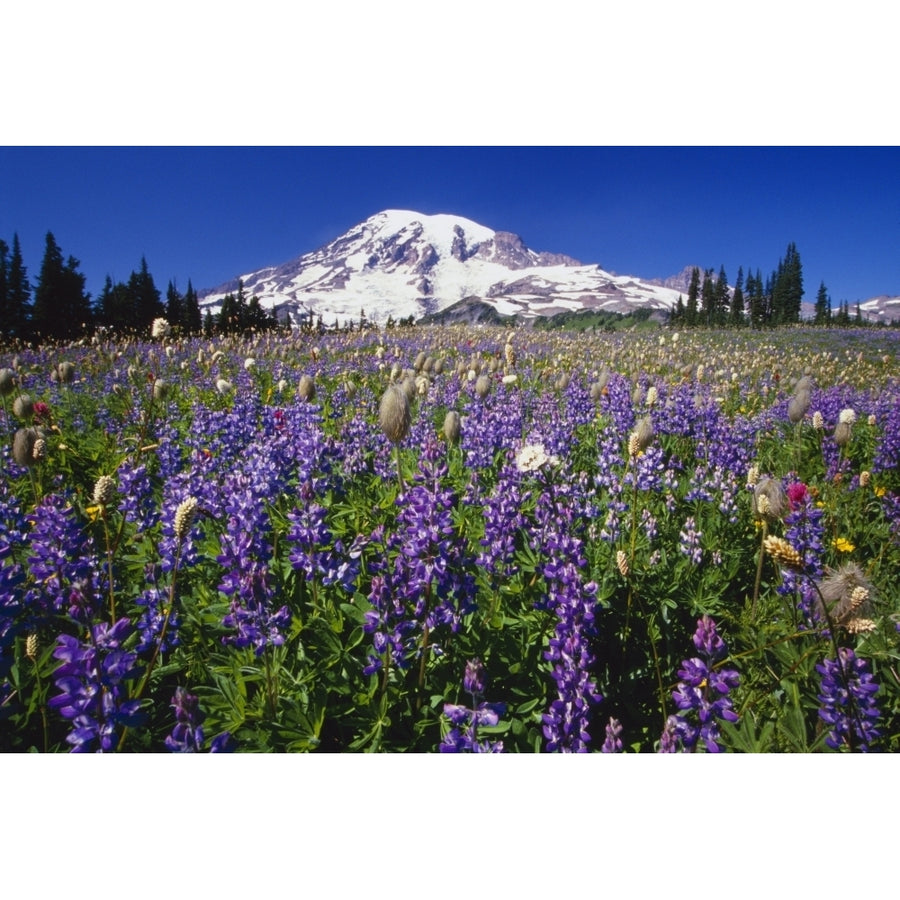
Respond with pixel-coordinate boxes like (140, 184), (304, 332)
(751, 520), (768, 617)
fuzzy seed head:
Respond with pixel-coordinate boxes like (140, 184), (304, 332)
(474, 374), (491, 399)
(151, 317), (170, 340)
(816, 563), (875, 626)
(379, 385), (411, 445)
(297, 374), (316, 402)
(12, 427), (38, 467)
(833, 420), (852, 447)
(787, 390), (810, 424)
(442, 410), (461, 445)
(56, 361), (75, 384)
(12, 394), (34, 420)
(152, 378), (169, 401)
(754, 477), (788, 520)
(628, 416), (654, 457)
(0, 368), (15, 396)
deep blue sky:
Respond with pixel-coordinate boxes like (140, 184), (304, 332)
(2, 146), (897, 307)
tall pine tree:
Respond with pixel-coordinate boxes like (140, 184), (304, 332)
(814, 281), (831, 325)
(32, 232), (91, 340)
(2, 234), (33, 340)
(730, 266), (745, 326)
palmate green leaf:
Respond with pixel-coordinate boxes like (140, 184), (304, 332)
(719, 713), (775, 753)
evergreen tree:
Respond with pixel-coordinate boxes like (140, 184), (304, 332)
(128, 257), (163, 331)
(715, 265), (730, 325)
(165, 281), (185, 330)
(685, 267), (700, 327)
(0, 239), (7, 336)
(32, 232), (91, 340)
(700, 268), (716, 326)
(184, 280), (202, 334)
(6, 235), (32, 340)
(813, 281), (831, 325)
(96, 276), (134, 332)
(730, 266), (745, 326)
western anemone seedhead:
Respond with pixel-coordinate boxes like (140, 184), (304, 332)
(815, 562), (875, 627)
(297, 374), (316, 402)
(787, 389), (811, 424)
(0, 368), (16, 396)
(628, 416), (654, 458)
(474, 374), (491, 400)
(56, 361), (75, 384)
(753, 476), (788, 520)
(379, 384), (411, 445)
(442, 410), (461, 445)
(12, 427), (39, 467)
(152, 378), (169, 401)
(12, 394), (34, 420)
(833, 420), (852, 448)
(151, 317), (171, 340)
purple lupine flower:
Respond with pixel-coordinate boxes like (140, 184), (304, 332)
(363, 437), (476, 675)
(463, 657), (486, 701)
(533, 482), (602, 752)
(665, 615), (739, 753)
(25, 494), (102, 625)
(817, 647), (881, 751)
(440, 661), (506, 752)
(218, 469), (290, 656)
(165, 686), (204, 752)
(48, 618), (144, 752)
(134, 580), (180, 654)
(678, 516), (703, 565)
(601, 717), (624, 753)
(778, 479), (826, 625)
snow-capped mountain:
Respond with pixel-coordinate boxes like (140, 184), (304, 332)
(858, 295), (900, 324)
(198, 209), (688, 326)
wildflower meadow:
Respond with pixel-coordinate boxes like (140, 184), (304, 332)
(2, 322), (899, 753)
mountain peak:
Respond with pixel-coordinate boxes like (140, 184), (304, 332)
(199, 210), (685, 326)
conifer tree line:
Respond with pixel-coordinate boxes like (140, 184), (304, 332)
(0, 230), (279, 344)
(662, 241), (885, 328)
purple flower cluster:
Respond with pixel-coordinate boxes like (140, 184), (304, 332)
(534, 484), (602, 752)
(48, 618), (144, 752)
(439, 659), (505, 752)
(678, 516), (703, 565)
(663, 615), (739, 753)
(363, 437), (476, 675)
(218, 470), (290, 656)
(25, 494), (102, 625)
(817, 647), (881, 751)
(779, 481), (826, 624)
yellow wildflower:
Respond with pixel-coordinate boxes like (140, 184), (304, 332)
(832, 537), (855, 553)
